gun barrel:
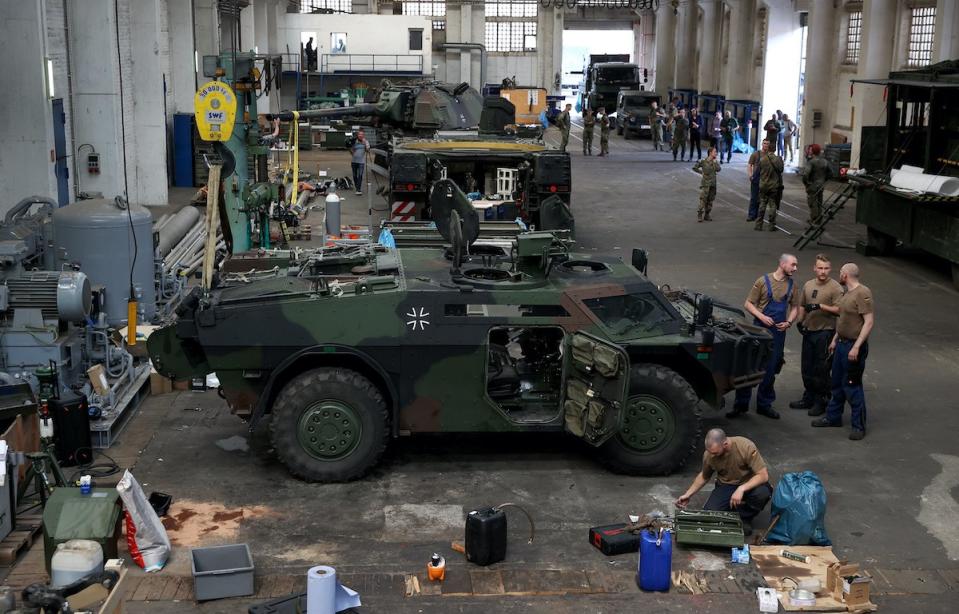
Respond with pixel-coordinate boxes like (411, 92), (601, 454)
(266, 103), (379, 122)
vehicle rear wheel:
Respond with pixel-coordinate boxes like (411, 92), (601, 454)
(866, 227), (895, 255)
(597, 363), (701, 476)
(270, 368), (388, 482)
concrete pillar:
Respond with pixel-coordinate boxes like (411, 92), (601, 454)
(799, 0), (838, 155)
(850, 0), (897, 169)
(240, 4), (255, 52)
(168, 0), (196, 114)
(674, 0), (698, 89)
(194, 0), (219, 62)
(539, 7), (563, 92)
(933, 0), (959, 63)
(723, 0), (754, 100)
(252, 0), (270, 54)
(0, 0), (57, 211)
(459, 5), (472, 86)
(128, 0), (169, 205)
(654, 1), (676, 91)
(697, 0), (722, 93)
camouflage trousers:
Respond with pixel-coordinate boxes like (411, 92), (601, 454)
(583, 129), (593, 154)
(600, 134), (609, 155)
(561, 130), (570, 152)
(651, 125), (663, 150)
(806, 187), (824, 224)
(698, 185), (716, 220)
(755, 187), (780, 229)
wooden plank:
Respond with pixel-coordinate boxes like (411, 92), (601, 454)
(159, 576), (182, 601)
(143, 577), (171, 601)
(255, 574), (278, 599)
(469, 570), (505, 595)
(270, 574), (297, 598)
(752, 546), (849, 612)
(173, 576), (195, 601)
(202, 164), (221, 291)
(98, 568), (128, 614)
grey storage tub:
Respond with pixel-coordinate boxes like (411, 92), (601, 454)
(191, 543), (255, 601)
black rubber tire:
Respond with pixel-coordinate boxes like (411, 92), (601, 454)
(597, 363), (701, 476)
(270, 368), (388, 482)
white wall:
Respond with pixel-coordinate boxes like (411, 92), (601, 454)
(280, 13), (433, 74)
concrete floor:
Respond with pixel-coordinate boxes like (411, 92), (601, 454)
(7, 125), (959, 612)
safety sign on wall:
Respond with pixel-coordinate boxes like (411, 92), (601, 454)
(194, 81), (238, 142)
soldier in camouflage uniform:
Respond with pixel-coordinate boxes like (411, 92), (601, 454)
(649, 101), (665, 151)
(557, 103), (572, 152)
(755, 139), (785, 231)
(598, 107), (611, 157)
(693, 147), (721, 222)
(582, 108), (595, 156)
(802, 143), (831, 224)
(671, 109), (689, 162)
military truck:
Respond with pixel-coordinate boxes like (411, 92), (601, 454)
(388, 136), (571, 228)
(149, 181), (770, 482)
(578, 54), (643, 113)
(615, 90), (661, 139)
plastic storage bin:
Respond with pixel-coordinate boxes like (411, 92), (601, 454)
(637, 529), (672, 592)
(51, 540), (104, 588)
(191, 544), (255, 601)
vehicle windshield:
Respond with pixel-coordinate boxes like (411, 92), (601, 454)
(596, 67), (639, 84)
(582, 292), (678, 338)
(623, 96), (650, 107)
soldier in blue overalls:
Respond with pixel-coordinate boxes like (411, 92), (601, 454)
(728, 254), (800, 419)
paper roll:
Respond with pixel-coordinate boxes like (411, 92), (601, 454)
(890, 165), (959, 196)
(307, 565), (337, 614)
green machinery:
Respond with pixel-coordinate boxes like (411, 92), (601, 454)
(203, 52), (283, 253)
(852, 60), (959, 287)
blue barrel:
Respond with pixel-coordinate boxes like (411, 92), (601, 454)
(637, 529), (672, 592)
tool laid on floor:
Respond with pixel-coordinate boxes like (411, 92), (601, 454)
(426, 553), (446, 581)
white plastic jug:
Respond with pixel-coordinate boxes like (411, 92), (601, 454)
(51, 539), (104, 588)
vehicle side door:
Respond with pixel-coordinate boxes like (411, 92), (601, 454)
(561, 331), (629, 446)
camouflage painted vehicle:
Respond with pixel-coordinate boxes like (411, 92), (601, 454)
(149, 181), (770, 482)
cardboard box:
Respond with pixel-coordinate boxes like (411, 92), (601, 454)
(87, 364), (110, 396)
(842, 572), (872, 606)
(150, 372), (174, 395)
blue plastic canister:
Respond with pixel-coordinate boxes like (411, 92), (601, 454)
(637, 529), (672, 592)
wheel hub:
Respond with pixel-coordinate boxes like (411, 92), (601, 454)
(297, 400), (362, 460)
(620, 394), (675, 453)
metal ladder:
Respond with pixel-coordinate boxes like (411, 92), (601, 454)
(792, 182), (859, 250)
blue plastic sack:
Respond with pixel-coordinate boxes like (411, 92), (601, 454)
(766, 471), (831, 546)
(377, 228), (396, 248)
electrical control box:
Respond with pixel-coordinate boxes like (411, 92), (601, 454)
(87, 153), (100, 174)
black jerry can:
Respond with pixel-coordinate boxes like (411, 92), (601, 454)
(465, 507), (507, 566)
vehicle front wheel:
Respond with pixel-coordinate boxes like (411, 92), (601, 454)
(597, 363), (701, 476)
(270, 367), (389, 482)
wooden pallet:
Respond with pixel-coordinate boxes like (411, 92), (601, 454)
(0, 514), (43, 566)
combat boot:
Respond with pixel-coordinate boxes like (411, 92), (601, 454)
(697, 213), (703, 223)
(754, 221), (764, 231)
(704, 213), (712, 221)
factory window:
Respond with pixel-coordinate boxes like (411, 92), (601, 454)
(402, 1), (447, 31)
(299, 0), (352, 13)
(907, 6), (936, 67)
(485, 1), (538, 52)
(843, 11), (862, 65)
(409, 29), (423, 51)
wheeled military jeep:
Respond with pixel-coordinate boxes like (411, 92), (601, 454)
(149, 181), (770, 482)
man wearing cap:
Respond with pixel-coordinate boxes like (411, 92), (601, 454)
(802, 144), (832, 225)
(812, 263), (874, 440)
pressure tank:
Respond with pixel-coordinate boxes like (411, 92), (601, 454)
(53, 198), (155, 325)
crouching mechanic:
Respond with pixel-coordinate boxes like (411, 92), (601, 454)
(674, 428), (773, 535)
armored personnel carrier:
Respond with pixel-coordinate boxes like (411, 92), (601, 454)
(149, 182), (770, 482)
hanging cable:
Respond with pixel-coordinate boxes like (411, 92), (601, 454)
(114, 0), (138, 343)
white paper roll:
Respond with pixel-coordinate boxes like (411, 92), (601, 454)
(890, 165), (959, 196)
(307, 565), (337, 614)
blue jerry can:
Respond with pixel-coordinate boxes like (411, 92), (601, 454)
(637, 529), (672, 592)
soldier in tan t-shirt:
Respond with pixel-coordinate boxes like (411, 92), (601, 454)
(675, 429), (772, 535)
(812, 263), (874, 440)
(790, 255), (843, 415)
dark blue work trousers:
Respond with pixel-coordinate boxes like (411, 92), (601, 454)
(735, 328), (785, 410)
(704, 482), (773, 523)
(351, 162), (365, 191)
(825, 339), (869, 432)
(749, 172), (760, 219)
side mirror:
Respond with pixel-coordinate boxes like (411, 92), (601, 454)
(631, 248), (649, 275)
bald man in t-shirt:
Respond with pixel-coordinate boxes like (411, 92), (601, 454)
(811, 263), (874, 440)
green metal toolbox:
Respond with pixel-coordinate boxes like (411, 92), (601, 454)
(674, 509), (744, 547)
